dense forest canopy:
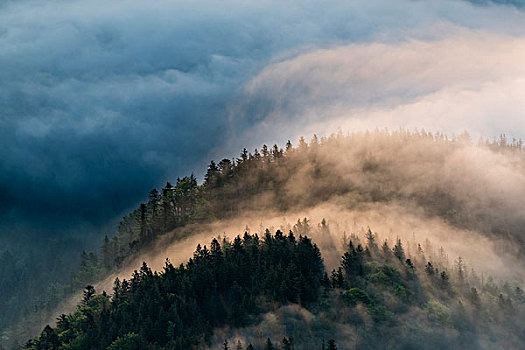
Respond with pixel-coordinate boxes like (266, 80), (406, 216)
(4, 130), (525, 348)
(25, 228), (525, 349)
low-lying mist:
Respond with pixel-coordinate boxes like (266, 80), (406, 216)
(107, 201), (521, 284)
(69, 130), (525, 298)
(95, 203), (524, 349)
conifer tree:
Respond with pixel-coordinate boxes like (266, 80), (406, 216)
(282, 337), (293, 350)
(149, 188), (159, 212)
(470, 287), (481, 309)
(82, 285), (95, 305)
(393, 238), (405, 261)
(382, 240), (392, 260)
(366, 228), (377, 253)
(286, 140), (293, 153)
(261, 145), (269, 158)
(425, 262), (435, 276)
(440, 270), (449, 289)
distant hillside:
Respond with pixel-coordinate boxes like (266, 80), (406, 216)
(106, 129), (525, 270)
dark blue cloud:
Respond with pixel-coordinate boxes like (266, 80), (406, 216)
(1, 0), (523, 234)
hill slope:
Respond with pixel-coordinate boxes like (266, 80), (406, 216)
(25, 229), (525, 349)
(13, 130), (525, 348)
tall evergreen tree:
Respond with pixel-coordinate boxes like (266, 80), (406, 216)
(327, 340), (337, 350)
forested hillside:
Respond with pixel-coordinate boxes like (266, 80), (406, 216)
(93, 129), (525, 275)
(25, 228), (525, 349)
(6, 130), (525, 348)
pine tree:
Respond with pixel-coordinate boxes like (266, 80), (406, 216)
(261, 145), (269, 158)
(272, 144), (282, 159)
(382, 240), (392, 260)
(282, 337), (293, 350)
(239, 148), (248, 163)
(327, 339), (337, 350)
(311, 134), (319, 147)
(440, 270), (449, 289)
(425, 262), (435, 276)
(149, 188), (159, 204)
(393, 238), (405, 261)
(331, 267), (344, 288)
(286, 140), (293, 153)
(406, 259), (415, 275)
(298, 136), (308, 151)
(470, 287), (481, 309)
(204, 160), (219, 187)
(455, 257), (466, 281)
(342, 240), (364, 279)
(37, 325), (59, 349)
(366, 228), (377, 253)
(82, 285), (95, 305)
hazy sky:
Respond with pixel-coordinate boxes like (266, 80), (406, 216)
(2, 0), (525, 235)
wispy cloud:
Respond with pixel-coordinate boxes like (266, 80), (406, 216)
(235, 29), (525, 145)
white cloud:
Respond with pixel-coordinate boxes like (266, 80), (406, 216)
(235, 30), (525, 145)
